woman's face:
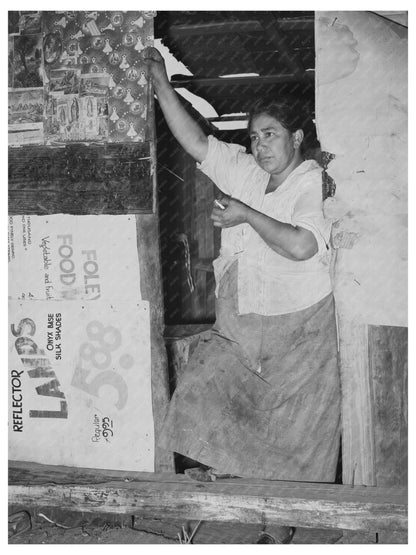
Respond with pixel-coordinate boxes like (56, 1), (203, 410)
(249, 113), (298, 175)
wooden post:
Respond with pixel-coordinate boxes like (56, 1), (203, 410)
(135, 213), (173, 473)
(134, 100), (174, 472)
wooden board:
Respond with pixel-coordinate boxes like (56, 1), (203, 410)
(339, 320), (408, 488)
(338, 319), (376, 486)
(192, 169), (216, 322)
(8, 461), (407, 533)
(135, 213), (174, 472)
(368, 325), (408, 486)
(135, 131), (173, 472)
(164, 325), (212, 392)
(8, 143), (153, 215)
(8, 101), (174, 473)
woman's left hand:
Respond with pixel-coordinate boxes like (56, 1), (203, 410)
(210, 197), (250, 228)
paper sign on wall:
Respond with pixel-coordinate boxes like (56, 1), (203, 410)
(8, 214), (142, 303)
(9, 299), (154, 471)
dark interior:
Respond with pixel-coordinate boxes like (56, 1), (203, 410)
(154, 11), (318, 325)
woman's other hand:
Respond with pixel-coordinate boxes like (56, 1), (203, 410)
(210, 197), (250, 228)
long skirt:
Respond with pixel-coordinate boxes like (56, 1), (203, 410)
(158, 262), (341, 482)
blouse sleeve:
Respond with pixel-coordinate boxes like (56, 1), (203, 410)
(197, 135), (259, 197)
(291, 175), (331, 255)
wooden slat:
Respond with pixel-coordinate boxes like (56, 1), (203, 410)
(208, 115), (248, 122)
(170, 20), (263, 36)
(8, 143), (153, 215)
(338, 320), (408, 489)
(189, 168), (216, 321)
(168, 18), (314, 37)
(171, 72), (314, 88)
(164, 323), (212, 339)
(135, 214), (174, 473)
(368, 325), (408, 486)
(8, 461), (407, 533)
(136, 107), (174, 473)
(164, 327), (212, 390)
(338, 319), (376, 486)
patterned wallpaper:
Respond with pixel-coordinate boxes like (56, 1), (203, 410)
(8, 11), (155, 146)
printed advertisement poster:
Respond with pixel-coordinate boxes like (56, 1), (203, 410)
(9, 299), (154, 471)
(11, 33), (43, 89)
(8, 88), (44, 145)
(8, 214), (142, 303)
(44, 72), (109, 143)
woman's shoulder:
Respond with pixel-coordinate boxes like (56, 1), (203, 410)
(298, 158), (323, 176)
(207, 135), (259, 167)
(292, 159), (323, 189)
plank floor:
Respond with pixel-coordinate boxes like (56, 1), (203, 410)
(9, 512), (406, 544)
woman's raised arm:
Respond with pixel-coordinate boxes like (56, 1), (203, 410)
(144, 47), (208, 163)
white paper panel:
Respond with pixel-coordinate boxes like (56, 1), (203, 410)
(8, 214), (142, 303)
(9, 299), (154, 471)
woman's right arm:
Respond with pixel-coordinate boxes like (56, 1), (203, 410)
(143, 47), (208, 163)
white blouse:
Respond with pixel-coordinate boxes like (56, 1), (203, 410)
(197, 135), (333, 315)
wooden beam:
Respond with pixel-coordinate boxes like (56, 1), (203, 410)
(207, 115), (248, 122)
(276, 17), (315, 31)
(258, 13), (306, 76)
(170, 20), (263, 36)
(168, 18), (314, 38)
(171, 72), (314, 88)
(9, 461), (407, 533)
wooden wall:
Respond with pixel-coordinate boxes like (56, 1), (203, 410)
(8, 143), (153, 215)
(8, 148), (174, 473)
(8, 10), (174, 473)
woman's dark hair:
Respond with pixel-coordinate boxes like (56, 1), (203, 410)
(247, 96), (319, 156)
(248, 96), (308, 134)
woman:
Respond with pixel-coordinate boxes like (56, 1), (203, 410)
(144, 47), (341, 543)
